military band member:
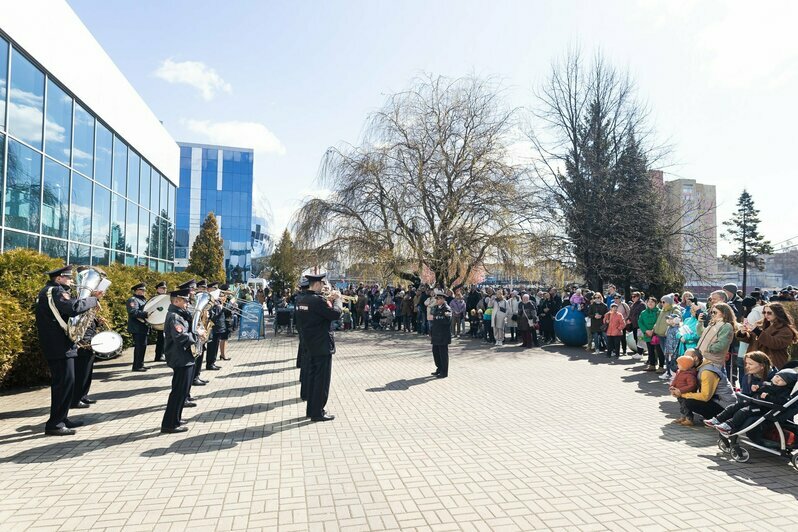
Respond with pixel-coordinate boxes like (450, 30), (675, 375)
(127, 283), (150, 372)
(154, 281), (168, 362)
(430, 290), (452, 378)
(161, 287), (205, 433)
(218, 284), (234, 361)
(72, 312), (100, 409)
(192, 279), (209, 387)
(205, 283), (227, 371)
(176, 279), (199, 406)
(295, 272), (341, 421)
(35, 265), (100, 436)
(295, 276), (310, 400)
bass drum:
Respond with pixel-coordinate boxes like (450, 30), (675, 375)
(91, 331), (124, 360)
(144, 294), (171, 331)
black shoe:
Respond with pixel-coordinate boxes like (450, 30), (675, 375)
(64, 419), (84, 428)
(154, 357), (165, 362)
(132, 367), (147, 372)
(45, 427), (76, 436)
(310, 414), (335, 422)
(71, 401), (90, 409)
(431, 371), (439, 376)
(81, 397), (97, 404)
(187, 396), (197, 402)
(183, 401), (197, 408)
(206, 365), (221, 371)
(160, 426), (189, 434)
(435, 374), (448, 379)
(192, 379), (206, 386)
(179, 419), (188, 425)
(199, 378), (209, 384)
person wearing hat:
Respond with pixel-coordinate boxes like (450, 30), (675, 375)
(178, 278), (197, 292)
(35, 265), (102, 436)
(429, 290), (452, 378)
(153, 281), (168, 362)
(294, 272), (341, 421)
(161, 287), (205, 433)
(205, 284), (229, 371)
(722, 283), (743, 320)
(190, 279), (211, 387)
(127, 282), (150, 372)
(294, 276), (311, 400)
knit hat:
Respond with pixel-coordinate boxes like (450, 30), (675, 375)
(723, 283), (738, 294)
(661, 294), (674, 306)
(677, 356), (694, 371)
(774, 369), (798, 388)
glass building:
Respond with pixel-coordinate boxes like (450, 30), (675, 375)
(0, 4), (179, 271)
(175, 143), (254, 281)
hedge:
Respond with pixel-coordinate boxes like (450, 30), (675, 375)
(0, 249), (195, 389)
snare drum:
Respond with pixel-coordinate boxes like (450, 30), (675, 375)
(144, 294), (171, 331)
(91, 330), (123, 360)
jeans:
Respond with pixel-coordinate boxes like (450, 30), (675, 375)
(451, 314), (463, 336)
(592, 332), (607, 351)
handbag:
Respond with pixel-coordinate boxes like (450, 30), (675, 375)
(651, 335), (660, 345)
(511, 313), (518, 321)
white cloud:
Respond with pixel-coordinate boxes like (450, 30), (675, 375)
(184, 119), (286, 155)
(154, 59), (232, 101)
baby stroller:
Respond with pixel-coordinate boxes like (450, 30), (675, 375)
(717, 380), (798, 468)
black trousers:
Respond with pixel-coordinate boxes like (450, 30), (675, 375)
(205, 337), (219, 369)
(46, 357), (75, 430)
(646, 342), (665, 367)
(299, 353), (309, 400)
(132, 333), (147, 370)
(432, 344), (449, 376)
(73, 348), (95, 405)
(632, 328), (644, 354)
(155, 331), (165, 360)
(607, 335), (621, 356)
(683, 398), (724, 421)
(193, 349), (204, 381)
(162, 365), (193, 430)
(306, 355), (332, 418)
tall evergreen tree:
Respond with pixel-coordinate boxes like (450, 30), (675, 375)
(722, 190), (773, 295)
(187, 212), (226, 282)
(268, 229), (299, 296)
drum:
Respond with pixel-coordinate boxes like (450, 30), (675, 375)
(144, 294), (171, 331)
(91, 331), (123, 360)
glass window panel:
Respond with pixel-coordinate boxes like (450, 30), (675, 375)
(166, 221), (175, 261)
(91, 184), (111, 248)
(124, 254), (136, 267)
(69, 172), (92, 243)
(68, 243), (90, 266)
(8, 49), (44, 148)
(42, 158), (70, 238)
(91, 246), (110, 266)
(127, 151), (139, 203)
(72, 104), (94, 176)
(137, 256), (148, 268)
(160, 175), (168, 218)
(44, 79), (72, 164)
(139, 161), (151, 207)
(41, 237), (68, 261)
(149, 170), (159, 212)
(125, 200), (138, 255)
(168, 183), (175, 221)
(157, 216), (167, 259)
(3, 230), (39, 252)
(111, 250), (125, 265)
(148, 216), (160, 258)
(0, 37), (7, 129)
(94, 123), (112, 188)
(112, 136), (127, 195)
(138, 207), (149, 258)
(0, 134), (4, 209)
(110, 192), (127, 254)
(5, 139), (41, 232)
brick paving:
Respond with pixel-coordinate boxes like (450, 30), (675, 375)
(1, 326), (798, 531)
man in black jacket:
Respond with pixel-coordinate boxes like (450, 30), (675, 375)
(127, 282), (150, 372)
(295, 272), (341, 421)
(35, 265), (100, 436)
(294, 277), (310, 400)
(430, 290), (452, 378)
(161, 288), (204, 433)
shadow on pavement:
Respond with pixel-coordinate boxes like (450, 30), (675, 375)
(216, 367), (294, 380)
(200, 381), (295, 399)
(366, 375), (436, 392)
(191, 397), (303, 423)
(238, 358), (296, 368)
(90, 385), (171, 401)
(0, 428), (162, 463)
(701, 453), (798, 499)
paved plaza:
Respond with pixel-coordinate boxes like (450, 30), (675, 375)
(1, 328), (798, 531)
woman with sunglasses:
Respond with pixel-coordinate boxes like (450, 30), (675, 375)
(736, 302), (798, 369)
(695, 302), (736, 368)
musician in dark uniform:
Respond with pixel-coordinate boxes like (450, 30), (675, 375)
(294, 277), (310, 400)
(161, 287), (204, 433)
(153, 281), (168, 362)
(176, 279), (199, 406)
(191, 279), (209, 387)
(295, 272), (341, 421)
(127, 282), (150, 372)
(72, 312), (100, 410)
(430, 290), (452, 378)
(35, 265), (100, 436)
(205, 284), (228, 371)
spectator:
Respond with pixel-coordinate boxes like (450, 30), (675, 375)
(588, 293), (608, 355)
(603, 303), (626, 358)
(605, 284), (618, 307)
(723, 283), (743, 319)
(736, 302), (798, 369)
(695, 302), (736, 368)
(538, 292), (556, 344)
(652, 294), (676, 373)
(492, 292), (509, 347)
(517, 294), (538, 348)
(738, 351), (776, 396)
(450, 290), (466, 337)
(612, 294), (631, 354)
(638, 297), (661, 371)
(570, 288), (586, 309)
(401, 290), (415, 332)
(628, 292), (646, 359)
(670, 351), (736, 426)
(506, 291), (520, 343)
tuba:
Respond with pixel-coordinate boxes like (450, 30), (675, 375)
(68, 267), (107, 343)
(191, 291), (213, 356)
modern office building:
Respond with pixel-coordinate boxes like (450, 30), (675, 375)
(175, 143), (254, 281)
(0, 2), (179, 270)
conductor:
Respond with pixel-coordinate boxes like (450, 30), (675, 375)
(294, 272), (341, 422)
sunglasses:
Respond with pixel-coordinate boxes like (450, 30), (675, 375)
(763, 310), (773, 315)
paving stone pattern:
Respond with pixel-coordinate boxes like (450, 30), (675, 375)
(1, 328), (798, 531)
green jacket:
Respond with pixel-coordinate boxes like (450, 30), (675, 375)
(638, 307), (660, 342)
(653, 304), (674, 337)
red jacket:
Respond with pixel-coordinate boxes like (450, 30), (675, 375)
(603, 311), (626, 336)
(671, 368), (698, 393)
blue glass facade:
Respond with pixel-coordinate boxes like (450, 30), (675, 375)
(0, 32), (176, 271)
(175, 143), (253, 281)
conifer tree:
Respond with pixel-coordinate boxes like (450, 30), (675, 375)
(722, 190), (773, 295)
(268, 229), (299, 296)
(187, 212), (226, 282)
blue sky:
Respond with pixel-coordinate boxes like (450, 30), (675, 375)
(69, 0), (798, 255)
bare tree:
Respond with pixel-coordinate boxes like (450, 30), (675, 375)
(293, 75), (540, 288)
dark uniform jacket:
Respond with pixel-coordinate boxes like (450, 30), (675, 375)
(126, 295), (150, 334)
(164, 304), (197, 369)
(209, 303), (227, 336)
(430, 303), (452, 345)
(35, 281), (98, 360)
(295, 291), (341, 358)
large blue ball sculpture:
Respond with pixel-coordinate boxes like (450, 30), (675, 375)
(554, 306), (588, 346)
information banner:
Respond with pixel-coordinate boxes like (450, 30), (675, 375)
(238, 302), (264, 340)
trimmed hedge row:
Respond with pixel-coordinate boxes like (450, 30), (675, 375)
(0, 249), (195, 389)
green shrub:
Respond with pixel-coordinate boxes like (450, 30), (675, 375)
(0, 293), (26, 386)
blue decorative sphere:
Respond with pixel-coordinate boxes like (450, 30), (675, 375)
(554, 306), (588, 346)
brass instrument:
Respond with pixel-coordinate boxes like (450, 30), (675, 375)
(191, 292), (213, 356)
(68, 267), (108, 343)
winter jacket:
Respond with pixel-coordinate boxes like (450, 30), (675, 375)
(628, 300), (646, 329)
(505, 297), (520, 327)
(682, 362), (736, 408)
(449, 297), (466, 316)
(603, 311), (626, 336)
(430, 303), (452, 345)
(517, 301), (537, 331)
(696, 322), (734, 366)
(653, 304), (674, 337)
(740, 368), (777, 396)
(637, 307), (660, 342)
(492, 299), (509, 329)
(670, 368), (698, 394)
(737, 322), (798, 369)
(677, 316), (701, 353)
(588, 302), (608, 333)
(664, 325), (681, 354)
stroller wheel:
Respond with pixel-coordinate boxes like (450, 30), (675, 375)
(731, 446), (750, 463)
(717, 438), (731, 453)
(791, 453), (798, 471)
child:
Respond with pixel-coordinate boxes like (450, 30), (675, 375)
(661, 313), (682, 380)
(670, 354), (698, 424)
(483, 306), (494, 343)
(341, 308), (352, 331)
(469, 309), (481, 338)
(603, 303), (626, 358)
(706, 368), (798, 434)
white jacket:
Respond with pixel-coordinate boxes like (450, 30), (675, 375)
(506, 297), (520, 327)
(492, 299), (509, 329)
